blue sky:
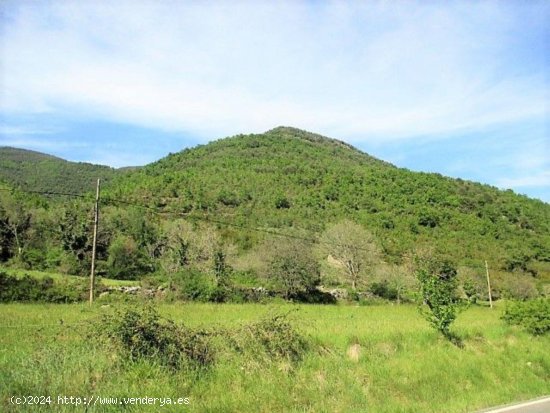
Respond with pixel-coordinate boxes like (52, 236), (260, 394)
(0, 1), (548, 202)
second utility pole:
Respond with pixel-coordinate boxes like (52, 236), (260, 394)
(485, 260), (493, 309)
(89, 178), (100, 305)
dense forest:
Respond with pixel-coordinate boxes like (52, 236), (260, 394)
(1, 127), (549, 302)
(0, 146), (126, 195)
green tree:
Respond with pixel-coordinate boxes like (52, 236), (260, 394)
(159, 219), (193, 275)
(267, 239), (320, 299)
(0, 191), (32, 260)
(107, 235), (152, 279)
(58, 204), (91, 272)
(377, 262), (417, 304)
(416, 257), (460, 339)
(0, 204), (15, 261)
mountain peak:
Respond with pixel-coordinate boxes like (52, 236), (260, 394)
(265, 126), (360, 153)
(267, 126), (308, 135)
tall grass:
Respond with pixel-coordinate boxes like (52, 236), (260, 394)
(1, 303), (548, 412)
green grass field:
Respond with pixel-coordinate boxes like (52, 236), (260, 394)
(1, 302), (548, 412)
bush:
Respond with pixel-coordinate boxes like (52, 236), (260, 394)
(254, 315), (308, 361)
(292, 288), (337, 304)
(208, 285), (232, 303)
(47, 277), (91, 303)
(45, 247), (64, 269)
(369, 281), (398, 301)
(217, 190), (240, 207)
(58, 251), (83, 276)
(99, 307), (309, 374)
(227, 313), (309, 363)
(172, 269), (214, 302)
(502, 277), (538, 300)
(99, 305), (214, 370)
(20, 248), (47, 270)
(0, 271), (89, 303)
(107, 235), (153, 280)
(502, 298), (550, 335)
(274, 196), (291, 209)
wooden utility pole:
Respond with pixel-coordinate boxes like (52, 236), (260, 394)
(89, 179), (100, 305)
(485, 260), (493, 309)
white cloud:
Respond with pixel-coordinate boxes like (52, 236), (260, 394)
(1, 1), (548, 142)
(497, 171), (550, 189)
(0, 124), (60, 136)
(0, 135), (88, 152)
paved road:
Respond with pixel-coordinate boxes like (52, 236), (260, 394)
(477, 396), (550, 413)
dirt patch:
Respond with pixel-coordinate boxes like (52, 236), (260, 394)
(347, 343), (361, 362)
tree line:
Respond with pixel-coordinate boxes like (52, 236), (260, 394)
(0, 184), (544, 304)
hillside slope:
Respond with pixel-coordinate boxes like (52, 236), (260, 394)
(0, 147), (123, 195)
(106, 127), (550, 273)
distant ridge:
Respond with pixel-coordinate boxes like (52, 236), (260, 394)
(0, 146), (127, 195)
(0, 146), (64, 161)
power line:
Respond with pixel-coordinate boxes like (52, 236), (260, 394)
(1, 186), (500, 270)
(101, 197), (496, 271)
(0, 187), (88, 198)
(103, 196), (319, 243)
(1, 186), (319, 244)
(1, 185), (336, 250)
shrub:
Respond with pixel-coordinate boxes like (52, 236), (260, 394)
(58, 251), (83, 275)
(209, 285), (233, 303)
(369, 280), (398, 301)
(0, 271), (89, 303)
(250, 314), (309, 361)
(227, 313), (309, 362)
(20, 248), (47, 270)
(172, 269), (214, 302)
(274, 196), (291, 209)
(502, 298), (550, 335)
(418, 210), (439, 228)
(99, 305), (214, 370)
(502, 276), (538, 300)
(44, 247), (63, 268)
(46, 277), (90, 303)
(107, 235), (153, 280)
(292, 288), (337, 304)
(217, 190), (240, 207)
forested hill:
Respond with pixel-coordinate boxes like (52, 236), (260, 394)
(106, 126), (550, 272)
(0, 147), (125, 195)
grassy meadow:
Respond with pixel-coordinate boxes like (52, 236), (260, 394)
(1, 302), (549, 413)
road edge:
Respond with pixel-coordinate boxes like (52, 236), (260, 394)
(474, 396), (550, 413)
